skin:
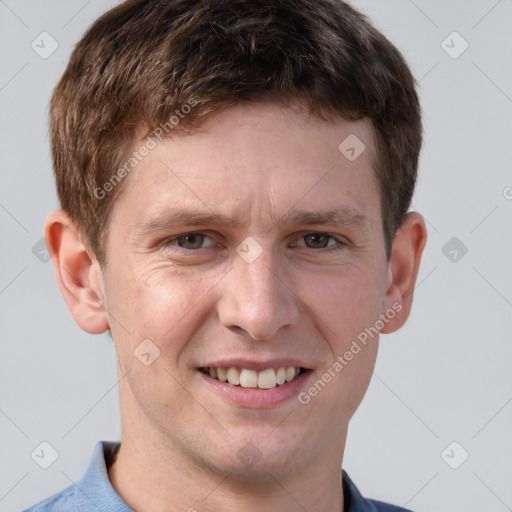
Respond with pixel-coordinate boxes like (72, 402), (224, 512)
(46, 102), (426, 512)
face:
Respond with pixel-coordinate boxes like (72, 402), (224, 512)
(100, 102), (394, 480)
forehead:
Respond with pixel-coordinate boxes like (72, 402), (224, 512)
(110, 103), (380, 233)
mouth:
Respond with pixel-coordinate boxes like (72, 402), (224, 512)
(198, 366), (310, 390)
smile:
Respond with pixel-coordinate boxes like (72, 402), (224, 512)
(199, 366), (308, 390)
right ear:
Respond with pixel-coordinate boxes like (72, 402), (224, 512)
(44, 210), (110, 334)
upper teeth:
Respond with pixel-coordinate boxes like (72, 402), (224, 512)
(206, 366), (301, 389)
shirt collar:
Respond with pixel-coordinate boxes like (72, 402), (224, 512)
(342, 469), (379, 511)
(76, 441), (133, 511)
(80, 441), (385, 512)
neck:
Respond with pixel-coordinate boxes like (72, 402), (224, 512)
(108, 374), (346, 512)
(108, 435), (345, 512)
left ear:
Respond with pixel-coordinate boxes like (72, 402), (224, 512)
(44, 210), (110, 334)
(380, 212), (427, 334)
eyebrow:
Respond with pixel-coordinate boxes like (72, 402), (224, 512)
(132, 210), (246, 237)
(279, 208), (368, 231)
(132, 206), (369, 238)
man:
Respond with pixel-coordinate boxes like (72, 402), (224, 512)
(24, 0), (427, 510)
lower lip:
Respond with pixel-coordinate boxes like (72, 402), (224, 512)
(199, 371), (312, 408)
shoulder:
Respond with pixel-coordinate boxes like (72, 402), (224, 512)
(366, 498), (414, 512)
(342, 470), (414, 512)
(21, 484), (77, 511)
(20, 441), (126, 512)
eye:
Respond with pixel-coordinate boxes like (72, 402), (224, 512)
(166, 233), (216, 250)
(293, 233), (343, 250)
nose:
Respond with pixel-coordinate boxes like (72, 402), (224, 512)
(217, 246), (300, 341)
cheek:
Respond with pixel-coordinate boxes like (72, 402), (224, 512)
(300, 262), (386, 343)
(106, 264), (220, 361)
(297, 263), (383, 409)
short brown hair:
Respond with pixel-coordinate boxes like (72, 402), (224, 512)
(49, 0), (421, 265)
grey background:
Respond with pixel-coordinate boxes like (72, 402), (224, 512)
(1, 1), (511, 511)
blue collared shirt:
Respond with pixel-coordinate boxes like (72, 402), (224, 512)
(22, 441), (413, 511)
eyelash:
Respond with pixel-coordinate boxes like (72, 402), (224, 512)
(161, 232), (347, 253)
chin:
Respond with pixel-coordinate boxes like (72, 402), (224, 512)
(197, 440), (313, 483)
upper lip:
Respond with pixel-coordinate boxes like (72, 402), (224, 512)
(198, 359), (314, 371)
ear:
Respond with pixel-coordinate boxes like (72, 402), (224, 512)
(380, 212), (427, 334)
(44, 210), (109, 334)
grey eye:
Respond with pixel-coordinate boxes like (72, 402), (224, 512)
(302, 233), (332, 248)
(175, 234), (205, 249)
